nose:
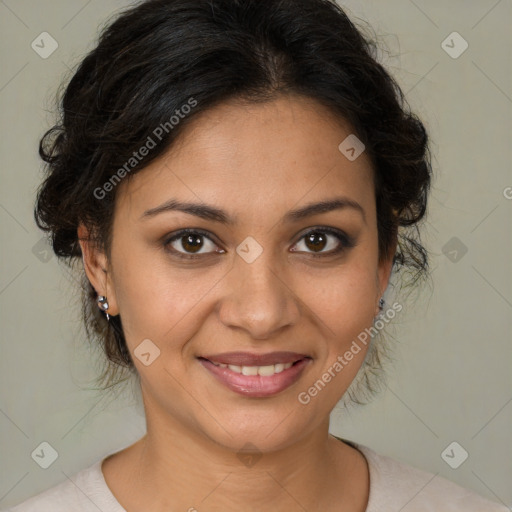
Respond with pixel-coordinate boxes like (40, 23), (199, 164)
(217, 249), (301, 340)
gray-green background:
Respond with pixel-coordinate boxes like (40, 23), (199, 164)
(0, 0), (510, 508)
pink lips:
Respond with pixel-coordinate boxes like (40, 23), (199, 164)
(198, 352), (312, 398)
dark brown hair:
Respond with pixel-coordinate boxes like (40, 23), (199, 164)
(35, 0), (432, 393)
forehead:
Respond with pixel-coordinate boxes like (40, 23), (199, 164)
(115, 94), (375, 223)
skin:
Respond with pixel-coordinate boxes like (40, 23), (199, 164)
(79, 93), (396, 512)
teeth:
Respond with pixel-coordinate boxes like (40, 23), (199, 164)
(211, 361), (295, 376)
(257, 365), (276, 376)
(274, 363), (285, 373)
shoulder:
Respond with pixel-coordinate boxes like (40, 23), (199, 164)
(351, 442), (508, 512)
(3, 458), (125, 512)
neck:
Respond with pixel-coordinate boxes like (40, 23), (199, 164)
(107, 416), (369, 512)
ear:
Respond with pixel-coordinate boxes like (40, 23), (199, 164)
(375, 236), (398, 315)
(77, 223), (119, 316)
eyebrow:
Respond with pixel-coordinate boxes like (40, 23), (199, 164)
(141, 196), (366, 224)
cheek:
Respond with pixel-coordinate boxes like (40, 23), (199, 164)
(295, 260), (379, 393)
(297, 257), (379, 333)
(109, 241), (222, 354)
(291, 268), (379, 413)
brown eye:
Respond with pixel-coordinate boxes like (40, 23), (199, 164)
(304, 232), (328, 252)
(165, 229), (222, 258)
(179, 233), (204, 254)
(291, 228), (355, 257)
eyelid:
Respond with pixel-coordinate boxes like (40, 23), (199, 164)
(163, 226), (355, 259)
(292, 225), (354, 245)
(290, 226), (356, 256)
(164, 228), (224, 257)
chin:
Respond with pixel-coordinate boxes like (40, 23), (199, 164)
(193, 404), (320, 456)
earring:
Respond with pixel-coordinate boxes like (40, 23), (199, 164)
(97, 295), (110, 321)
(379, 297), (385, 311)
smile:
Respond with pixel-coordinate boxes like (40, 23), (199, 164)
(198, 356), (312, 397)
(209, 360), (294, 376)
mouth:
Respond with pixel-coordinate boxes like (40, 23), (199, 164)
(198, 352), (312, 397)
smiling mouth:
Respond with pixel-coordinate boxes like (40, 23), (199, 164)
(197, 354), (312, 397)
(198, 357), (308, 376)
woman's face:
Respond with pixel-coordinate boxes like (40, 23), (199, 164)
(83, 94), (394, 452)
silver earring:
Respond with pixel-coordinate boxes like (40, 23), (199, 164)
(98, 295), (110, 321)
(379, 297), (385, 311)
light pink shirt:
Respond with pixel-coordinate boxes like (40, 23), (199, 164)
(4, 442), (508, 511)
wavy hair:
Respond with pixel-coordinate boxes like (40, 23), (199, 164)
(35, 0), (432, 398)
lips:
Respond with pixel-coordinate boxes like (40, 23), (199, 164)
(199, 351), (309, 366)
(197, 351), (312, 397)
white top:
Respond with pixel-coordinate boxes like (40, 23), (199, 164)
(4, 441), (508, 512)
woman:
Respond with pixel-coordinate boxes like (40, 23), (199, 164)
(6, 0), (507, 510)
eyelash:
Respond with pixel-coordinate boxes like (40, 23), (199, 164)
(163, 227), (355, 260)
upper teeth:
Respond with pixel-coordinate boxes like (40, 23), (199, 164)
(210, 362), (294, 376)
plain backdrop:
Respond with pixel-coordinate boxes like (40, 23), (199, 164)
(0, 0), (511, 508)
